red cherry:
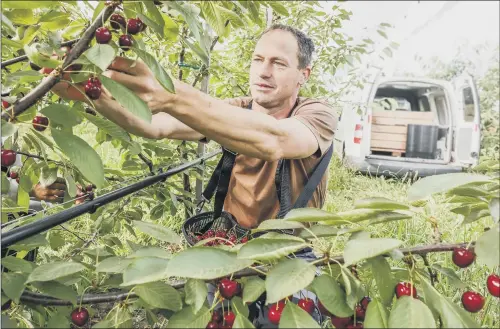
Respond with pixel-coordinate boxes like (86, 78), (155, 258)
(119, 34), (133, 50)
(1, 150), (17, 167)
(206, 321), (219, 329)
(218, 278), (241, 300)
(206, 229), (215, 238)
(487, 274), (500, 297)
(9, 171), (18, 179)
(360, 296), (371, 309)
(241, 236), (248, 243)
(95, 27), (112, 44)
(2, 100), (10, 108)
(298, 298), (315, 314)
(110, 14), (126, 30)
(85, 83), (101, 100)
(87, 77), (102, 87)
(331, 315), (352, 328)
(32, 116), (49, 132)
(223, 311), (235, 327)
(452, 248), (476, 268)
(355, 304), (366, 320)
(41, 67), (54, 75)
(211, 309), (222, 323)
(71, 307), (89, 327)
(127, 18), (143, 35)
(461, 291), (485, 313)
(317, 300), (331, 316)
(215, 230), (227, 238)
(395, 282), (417, 299)
(268, 303), (284, 325)
(86, 184), (94, 192)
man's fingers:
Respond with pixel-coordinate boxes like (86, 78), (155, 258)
(108, 56), (142, 75)
(46, 195), (63, 202)
(48, 189), (65, 197)
(48, 182), (67, 191)
(102, 69), (143, 91)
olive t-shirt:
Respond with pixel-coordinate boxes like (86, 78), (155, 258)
(212, 97), (337, 229)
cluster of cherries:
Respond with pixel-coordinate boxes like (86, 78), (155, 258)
(316, 296), (371, 329)
(1, 101), (49, 132)
(75, 184), (96, 205)
(451, 247), (500, 312)
(195, 229), (249, 247)
(95, 14), (147, 52)
(85, 76), (102, 100)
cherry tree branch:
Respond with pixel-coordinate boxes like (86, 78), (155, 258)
(0, 3), (119, 122)
(19, 241), (474, 306)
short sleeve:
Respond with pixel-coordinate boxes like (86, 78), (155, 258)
(292, 100), (337, 158)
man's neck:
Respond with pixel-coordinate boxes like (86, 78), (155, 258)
(253, 96), (299, 119)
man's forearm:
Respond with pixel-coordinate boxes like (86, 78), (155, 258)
(163, 81), (286, 160)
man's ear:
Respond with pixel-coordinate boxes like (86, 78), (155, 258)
(300, 67), (311, 85)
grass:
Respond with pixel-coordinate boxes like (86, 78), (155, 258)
(29, 140), (498, 327)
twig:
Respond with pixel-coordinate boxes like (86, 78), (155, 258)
(421, 253), (438, 286)
(58, 224), (86, 243)
(20, 241), (475, 306)
(0, 3), (118, 122)
(137, 153), (153, 174)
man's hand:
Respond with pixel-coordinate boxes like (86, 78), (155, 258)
(30, 178), (67, 203)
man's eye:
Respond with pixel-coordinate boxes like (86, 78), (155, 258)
(252, 58), (262, 62)
(275, 62), (286, 67)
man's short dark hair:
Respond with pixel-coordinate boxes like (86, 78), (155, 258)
(259, 24), (315, 69)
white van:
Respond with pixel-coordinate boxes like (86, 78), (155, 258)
(334, 74), (480, 177)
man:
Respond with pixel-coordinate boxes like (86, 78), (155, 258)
(53, 24), (337, 229)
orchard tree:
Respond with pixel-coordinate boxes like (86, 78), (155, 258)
(1, 1), (499, 328)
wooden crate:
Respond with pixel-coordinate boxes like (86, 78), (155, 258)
(370, 111), (435, 154)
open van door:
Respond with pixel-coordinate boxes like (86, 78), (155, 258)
(453, 74), (481, 167)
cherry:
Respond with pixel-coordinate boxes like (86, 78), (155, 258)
(87, 77), (102, 87)
(461, 291), (485, 313)
(360, 296), (371, 309)
(2, 100), (10, 108)
(32, 116), (49, 132)
(355, 304), (366, 320)
(211, 309), (222, 323)
(119, 34), (133, 51)
(395, 282), (417, 299)
(452, 248), (476, 268)
(137, 17), (147, 32)
(317, 300), (331, 316)
(205, 229), (215, 238)
(206, 321), (219, 329)
(110, 14), (126, 30)
(215, 230), (227, 239)
(487, 274), (500, 298)
(331, 315), (352, 328)
(127, 18), (143, 35)
(218, 278), (241, 300)
(240, 236), (248, 243)
(95, 27), (112, 44)
(41, 67), (54, 75)
(85, 83), (101, 100)
(268, 303), (284, 325)
(298, 298), (315, 314)
(86, 184), (94, 192)
(71, 307), (89, 327)
(223, 311), (235, 327)
(29, 61), (41, 71)
(1, 150), (17, 167)
(9, 171), (18, 179)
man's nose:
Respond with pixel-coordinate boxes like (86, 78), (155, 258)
(258, 61), (273, 78)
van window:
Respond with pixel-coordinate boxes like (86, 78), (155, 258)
(463, 87), (475, 122)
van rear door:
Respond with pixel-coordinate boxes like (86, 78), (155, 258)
(453, 74), (481, 166)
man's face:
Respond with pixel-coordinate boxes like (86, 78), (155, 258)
(249, 30), (308, 108)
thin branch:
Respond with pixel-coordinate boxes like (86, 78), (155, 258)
(19, 241), (474, 306)
(138, 153), (154, 174)
(0, 3), (118, 122)
(421, 253), (438, 286)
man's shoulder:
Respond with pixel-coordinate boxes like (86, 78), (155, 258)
(294, 97), (336, 115)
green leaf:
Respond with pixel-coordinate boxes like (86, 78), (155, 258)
(1, 315), (17, 329)
(183, 39), (209, 66)
(267, 1), (289, 16)
(252, 219), (305, 232)
(185, 279), (208, 314)
(31, 281), (77, 305)
(354, 197), (409, 210)
(408, 173), (491, 201)
(237, 233), (307, 261)
(447, 186), (491, 197)
(48, 231), (66, 251)
(26, 262), (85, 283)
(121, 257), (169, 286)
(321, 209), (393, 226)
(80, 112), (130, 142)
(368, 212), (412, 225)
(2, 1), (53, 9)
(284, 208), (337, 222)
(84, 43), (116, 72)
(64, 172), (77, 198)
(133, 48), (175, 93)
(377, 30), (388, 39)
(127, 247), (171, 259)
(132, 220), (181, 244)
(388, 296), (436, 328)
(475, 224), (499, 269)
(46, 312), (71, 328)
(135, 282), (182, 311)
(167, 247), (253, 280)
(0, 256), (35, 273)
(265, 258), (316, 304)
(24, 43), (60, 69)
(231, 296), (249, 318)
(298, 225), (363, 239)
(364, 299), (388, 328)
(341, 267), (365, 308)
(9, 234), (48, 251)
(166, 305), (211, 328)
(1, 174), (10, 194)
(430, 266), (463, 290)
(39, 166), (57, 187)
(51, 129), (104, 188)
(136, 12), (164, 38)
(344, 238), (402, 266)
(1, 120), (18, 138)
(309, 274), (353, 317)
(40, 104), (81, 127)
(1, 272), (27, 303)
(99, 75), (152, 123)
(143, 1), (165, 29)
(242, 276), (266, 304)
(200, 2), (228, 37)
(367, 256), (396, 307)
(96, 257), (133, 273)
(279, 301), (320, 328)
(233, 313), (256, 329)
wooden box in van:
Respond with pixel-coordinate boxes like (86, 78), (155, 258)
(370, 111), (435, 155)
